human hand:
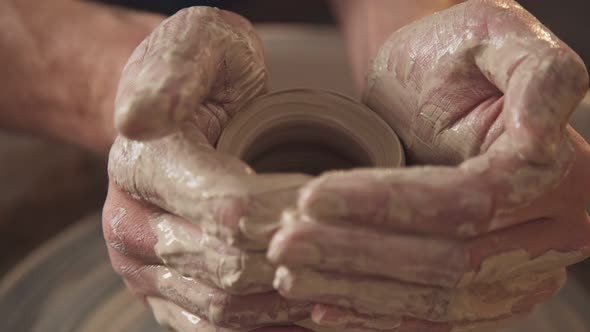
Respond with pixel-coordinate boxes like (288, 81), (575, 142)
(103, 7), (313, 331)
(269, 1), (590, 331)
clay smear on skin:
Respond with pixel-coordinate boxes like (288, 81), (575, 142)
(149, 213), (275, 294)
(117, 3), (587, 332)
(274, 266), (564, 324)
(458, 249), (583, 286)
(152, 266), (304, 328)
(108, 208), (128, 254)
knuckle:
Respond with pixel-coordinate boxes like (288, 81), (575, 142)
(162, 7), (218, 32)
(220, 253), (274, 294)
(107, 137), (143, 183)
(111, 257), (141, 279)
(559, 51), (589, 93)
(111, 261), (131, 277)
(199, 103), (228, 144)
(102, 206), (129, 254)
(476, 0), (521, 12)
(168, 7), (242, 37)
(469, 0), (506, 12)
(206, 292), (234, 326)
(182, 6), (219, 19)
(450, 245), (473, 287)
(214, 195), (248, 232)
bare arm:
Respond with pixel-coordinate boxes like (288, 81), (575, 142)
(330, 0), (462, 91)
(0, 0), (162, 154)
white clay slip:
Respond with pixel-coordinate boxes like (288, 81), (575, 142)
(217, 88), (405, 173)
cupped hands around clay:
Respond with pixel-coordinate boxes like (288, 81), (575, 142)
(110, 6), (312, 250)
(269, 1), (590, 331)
(356, 0), (590, 236)
(109, 131), (310, 250)
(105, 7), (314, 331)
(103, 185), (311, 330)
(364, 0), (589, 166)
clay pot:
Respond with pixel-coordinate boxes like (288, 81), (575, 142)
(217, 89), (405, 175)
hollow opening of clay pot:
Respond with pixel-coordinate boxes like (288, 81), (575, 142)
(242, 120), (375, 175)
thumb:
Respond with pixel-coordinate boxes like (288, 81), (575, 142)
(114, 7), (267, 141)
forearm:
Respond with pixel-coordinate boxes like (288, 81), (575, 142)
(331, 0), (462, 92)
(0, 0), (161, 154)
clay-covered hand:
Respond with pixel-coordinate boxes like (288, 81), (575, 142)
(103, 7), (311, 332)
(269, 1), (590, 331)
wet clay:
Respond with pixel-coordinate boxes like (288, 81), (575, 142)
(149, 214), (276, 294)
(142, 89), (405, 330)
(217, 89), (405, 174)
(151, 265), (310, 329)
(274, 266), (564, 322)
(110, 92), (405, 252)
(458, 249), (584, 286)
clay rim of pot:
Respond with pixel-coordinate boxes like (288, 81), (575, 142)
(217, 88), (405, 175)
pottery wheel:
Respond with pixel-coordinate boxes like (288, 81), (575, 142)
(0, 214), (160, 332)
(0, 213), (588, 332)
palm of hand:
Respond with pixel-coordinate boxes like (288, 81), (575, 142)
(269, 1), (590, 331)
(363, 0), (590, 236)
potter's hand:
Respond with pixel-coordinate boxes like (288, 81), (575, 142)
(269, 1), (590, 331)
(103, 7), (311, 331)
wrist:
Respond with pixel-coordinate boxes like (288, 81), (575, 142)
(0, 0), (162, 156)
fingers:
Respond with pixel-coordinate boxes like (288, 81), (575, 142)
(254, 327), (312, 332)
(298, 131), (575, 237)
(562, 127), (590, 204)
(115, 7), (267, 141)
(148, 297), (311, 332)
(268, 210), (467, 288)
(468, 0), (589, 162)
(298, 165), (492, 236)
(108, 135), (310, 249)
(150, 212), (275, 294)
(364, 0), (588, 166)
(102, 182), (159, 264)
(309, 304), (530, 332)
(268, 212), (590, 287)
(308, 306), (402, 332)
(103, 183), (275, 294)
(274, 266), (564, 322)
(109, 250), (310, 329)
(148, 297), (243, 332)
(458, 215), (590, 286)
